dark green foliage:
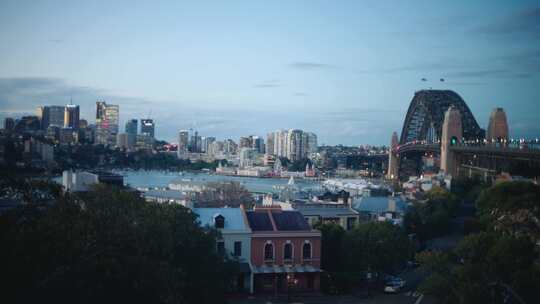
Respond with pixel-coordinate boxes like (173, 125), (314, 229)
(54, 144), (224, 172)
(476, 181), (540, 239)
(418, 181), (540, 304)
(0, 185), (237, 304)
(316, 222), (412, 294)
(403, 187), (460, 241)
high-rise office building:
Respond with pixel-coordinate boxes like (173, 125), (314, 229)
(125, 119), (138, 147)
(38, 105), (65, 129)
(239, 136), (251, 149)
(266, 133), (275, 156)
(202, 136), (216, 153)
(95, 101), (119, 145)
(251, 136), (264, 153)
(4, 117), (15, 131)
(274, 130), (288, 158)
(140, 119), (155, 138)
(64, 104), (80, 129)
(305, 132), (318, 154)
(178, 130), (189, 157)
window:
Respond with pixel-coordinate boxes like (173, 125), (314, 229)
(264, 242), (274, 260)
(302, 242), (312, 260)
(283, 243), (293, 261)
(347, 217), (356, 230)
(234, 241), (242, 257)
(217, 241), (225, 256)
(214, 214), (225, 229)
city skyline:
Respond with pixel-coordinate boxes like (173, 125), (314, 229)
(1, 0), (539, 145)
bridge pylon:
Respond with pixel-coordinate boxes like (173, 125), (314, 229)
(441, 106), (463, 177)
(387, 132), (399, 179)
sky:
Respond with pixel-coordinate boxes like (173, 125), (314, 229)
(0, 0), (539, 145)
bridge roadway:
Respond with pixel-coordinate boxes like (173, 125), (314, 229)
(394, 142), (540, 160)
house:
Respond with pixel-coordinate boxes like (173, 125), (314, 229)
(143, 189), (193, 207)
(296, 205), (360, 230)
(245, 205), (322, 294)
(192, 207), (253, 293)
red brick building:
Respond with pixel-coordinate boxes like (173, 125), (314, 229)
(245, 205), (322, 294)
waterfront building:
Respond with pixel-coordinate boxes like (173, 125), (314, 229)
(245, 205), (321, 293)
(62, 170), (99, 192)
(95, 101), (119, 145)
(177, 130), (189, 158)
(239, 147), (257, 168)
(64, 104), (80, 129)
(193, 207), (253, 293)
(143, 189), (192, 207)
(140, 119), (155, 138)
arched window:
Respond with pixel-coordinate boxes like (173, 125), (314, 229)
(302, 242), (312, 260)
(264, 242), (274, 260)
(283, 242), (293, 261)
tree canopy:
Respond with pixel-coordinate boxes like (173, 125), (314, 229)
(417, 181), (540, 304)
(0, 184), (237, 304)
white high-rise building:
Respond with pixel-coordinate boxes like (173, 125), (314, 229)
(286, 129), (304, 162)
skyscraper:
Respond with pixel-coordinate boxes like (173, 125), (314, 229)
(95, 101), (119, 145)
(178, 130), (189, 158)
(266, 132), (275, 156)
(140, 119), (155, 138)
(305, 132), (318, 154)
(64, 104), (80, 129)
(286, 129), (305, 162)
(125, 119), (138, 147)
(38, 105), (65, 129)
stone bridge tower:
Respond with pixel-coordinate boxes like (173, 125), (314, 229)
(487, 107), (509, 143)
(441, 106), (463, 177)
(387, 132), (399, 179)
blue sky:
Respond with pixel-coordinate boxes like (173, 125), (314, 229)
(0, 0), (539, 145)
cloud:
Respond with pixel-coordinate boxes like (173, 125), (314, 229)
(444, 69), (533, 79)
(474, 7), (540, 37)
(288, 61), (336, 70)
(293, 92), (308, 97)
(253, 79), (281, 88)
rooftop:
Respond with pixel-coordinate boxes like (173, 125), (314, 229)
(192, 207), (250, 231)
(245, 208), (311, 232)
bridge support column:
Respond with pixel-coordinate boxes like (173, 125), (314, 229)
(441, 106), (463, 177)
(387, 132), (399, 179)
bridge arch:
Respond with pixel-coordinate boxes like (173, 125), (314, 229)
(399, 90), (484, 144)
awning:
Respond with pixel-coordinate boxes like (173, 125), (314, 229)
(252, 265), (322, 274)
(239, 262), (252, 274)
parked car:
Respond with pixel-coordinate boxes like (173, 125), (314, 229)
(383, 276), (406, 293)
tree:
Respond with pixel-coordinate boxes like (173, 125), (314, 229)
(343, 222), (412, 276)
(418, 181), (540, 304)
(404, 187), (459, 241)
(0, 185), (237, 304)
(476, 181), (540, 241)
(195, 181), (254, 208)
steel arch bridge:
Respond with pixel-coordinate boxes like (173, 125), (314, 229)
(399, 90), (485, 144)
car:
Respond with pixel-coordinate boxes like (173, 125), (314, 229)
(384, 281), (403, 293)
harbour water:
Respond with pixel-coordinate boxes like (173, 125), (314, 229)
(116, 170), (323, 194)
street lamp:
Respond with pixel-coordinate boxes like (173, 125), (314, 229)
(286, 273), (298, 303)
